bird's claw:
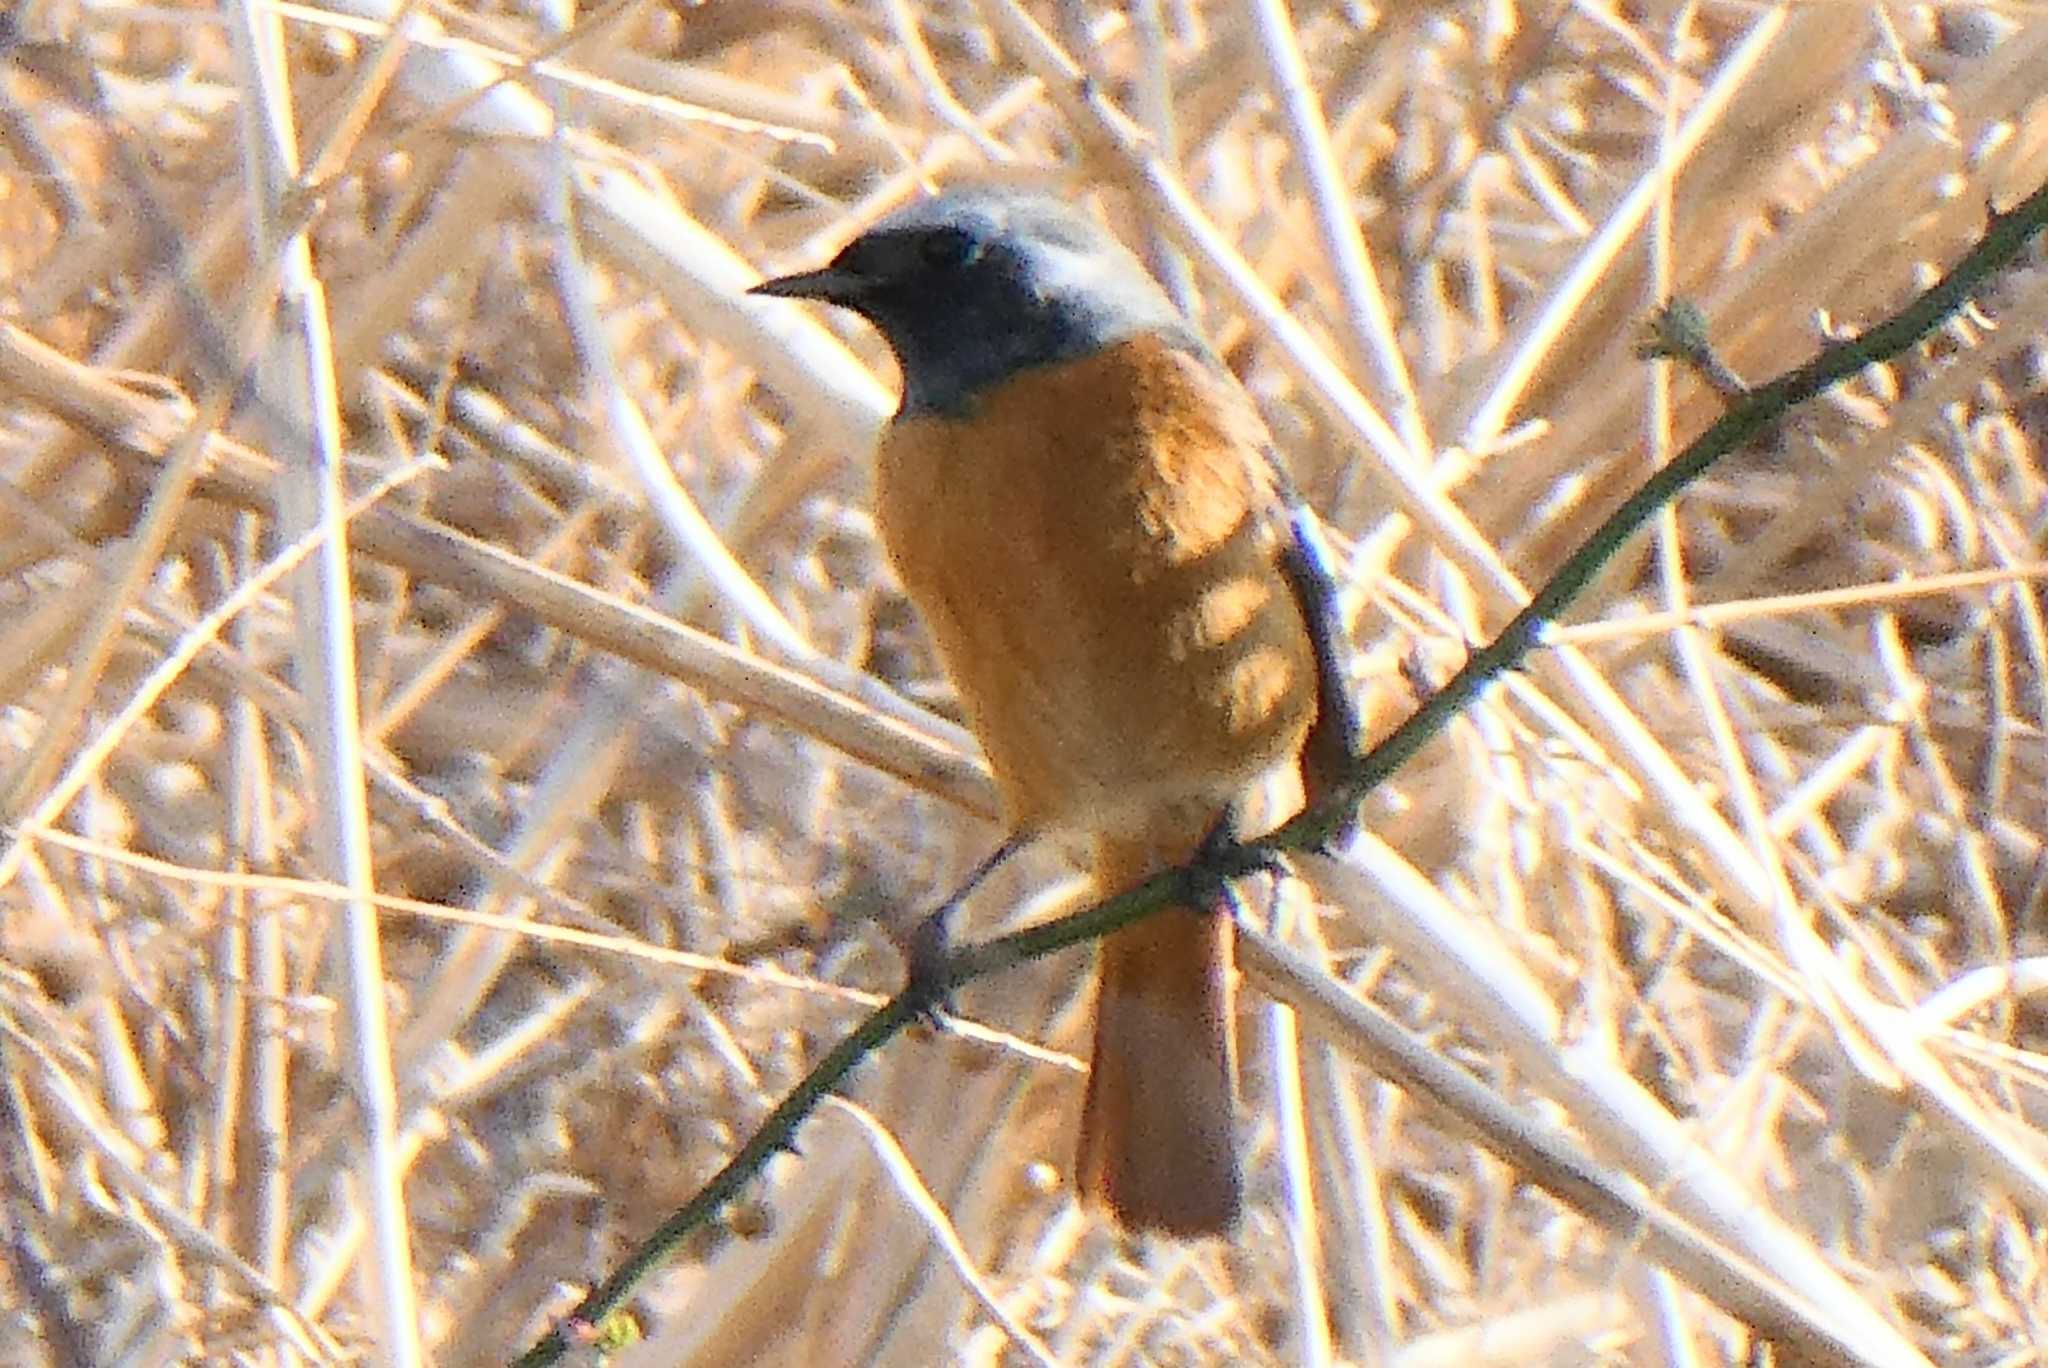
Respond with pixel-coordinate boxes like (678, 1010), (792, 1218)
(904, 905), (956, 1027)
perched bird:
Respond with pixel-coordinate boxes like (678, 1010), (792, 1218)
(752, 189), (1352, 1237)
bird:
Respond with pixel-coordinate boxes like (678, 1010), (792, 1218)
(751, 188), (1354, 1237)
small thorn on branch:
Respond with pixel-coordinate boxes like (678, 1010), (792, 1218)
(1639, 298), (1750, 404)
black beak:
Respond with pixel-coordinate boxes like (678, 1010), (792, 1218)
(748, 266), (866, 305)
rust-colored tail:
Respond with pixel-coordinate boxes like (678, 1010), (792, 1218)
(1074, 839), (1239, 1237)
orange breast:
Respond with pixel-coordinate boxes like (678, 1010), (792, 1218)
(872, 334), (1317, 838)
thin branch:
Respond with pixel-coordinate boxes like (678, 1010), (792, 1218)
(1276, 174), (2048, 848)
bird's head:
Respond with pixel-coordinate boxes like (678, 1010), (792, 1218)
(750, 189), (1189, 416)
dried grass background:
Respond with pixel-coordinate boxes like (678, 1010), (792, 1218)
(0, 0), (2045, 1364)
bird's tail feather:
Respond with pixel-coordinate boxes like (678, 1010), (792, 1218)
(1074, 837), (1239, 1237)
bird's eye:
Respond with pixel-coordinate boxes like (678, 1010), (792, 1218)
(920, 227), (977, 270)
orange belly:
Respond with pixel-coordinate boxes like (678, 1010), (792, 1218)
(872, 334), (1317, 839)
